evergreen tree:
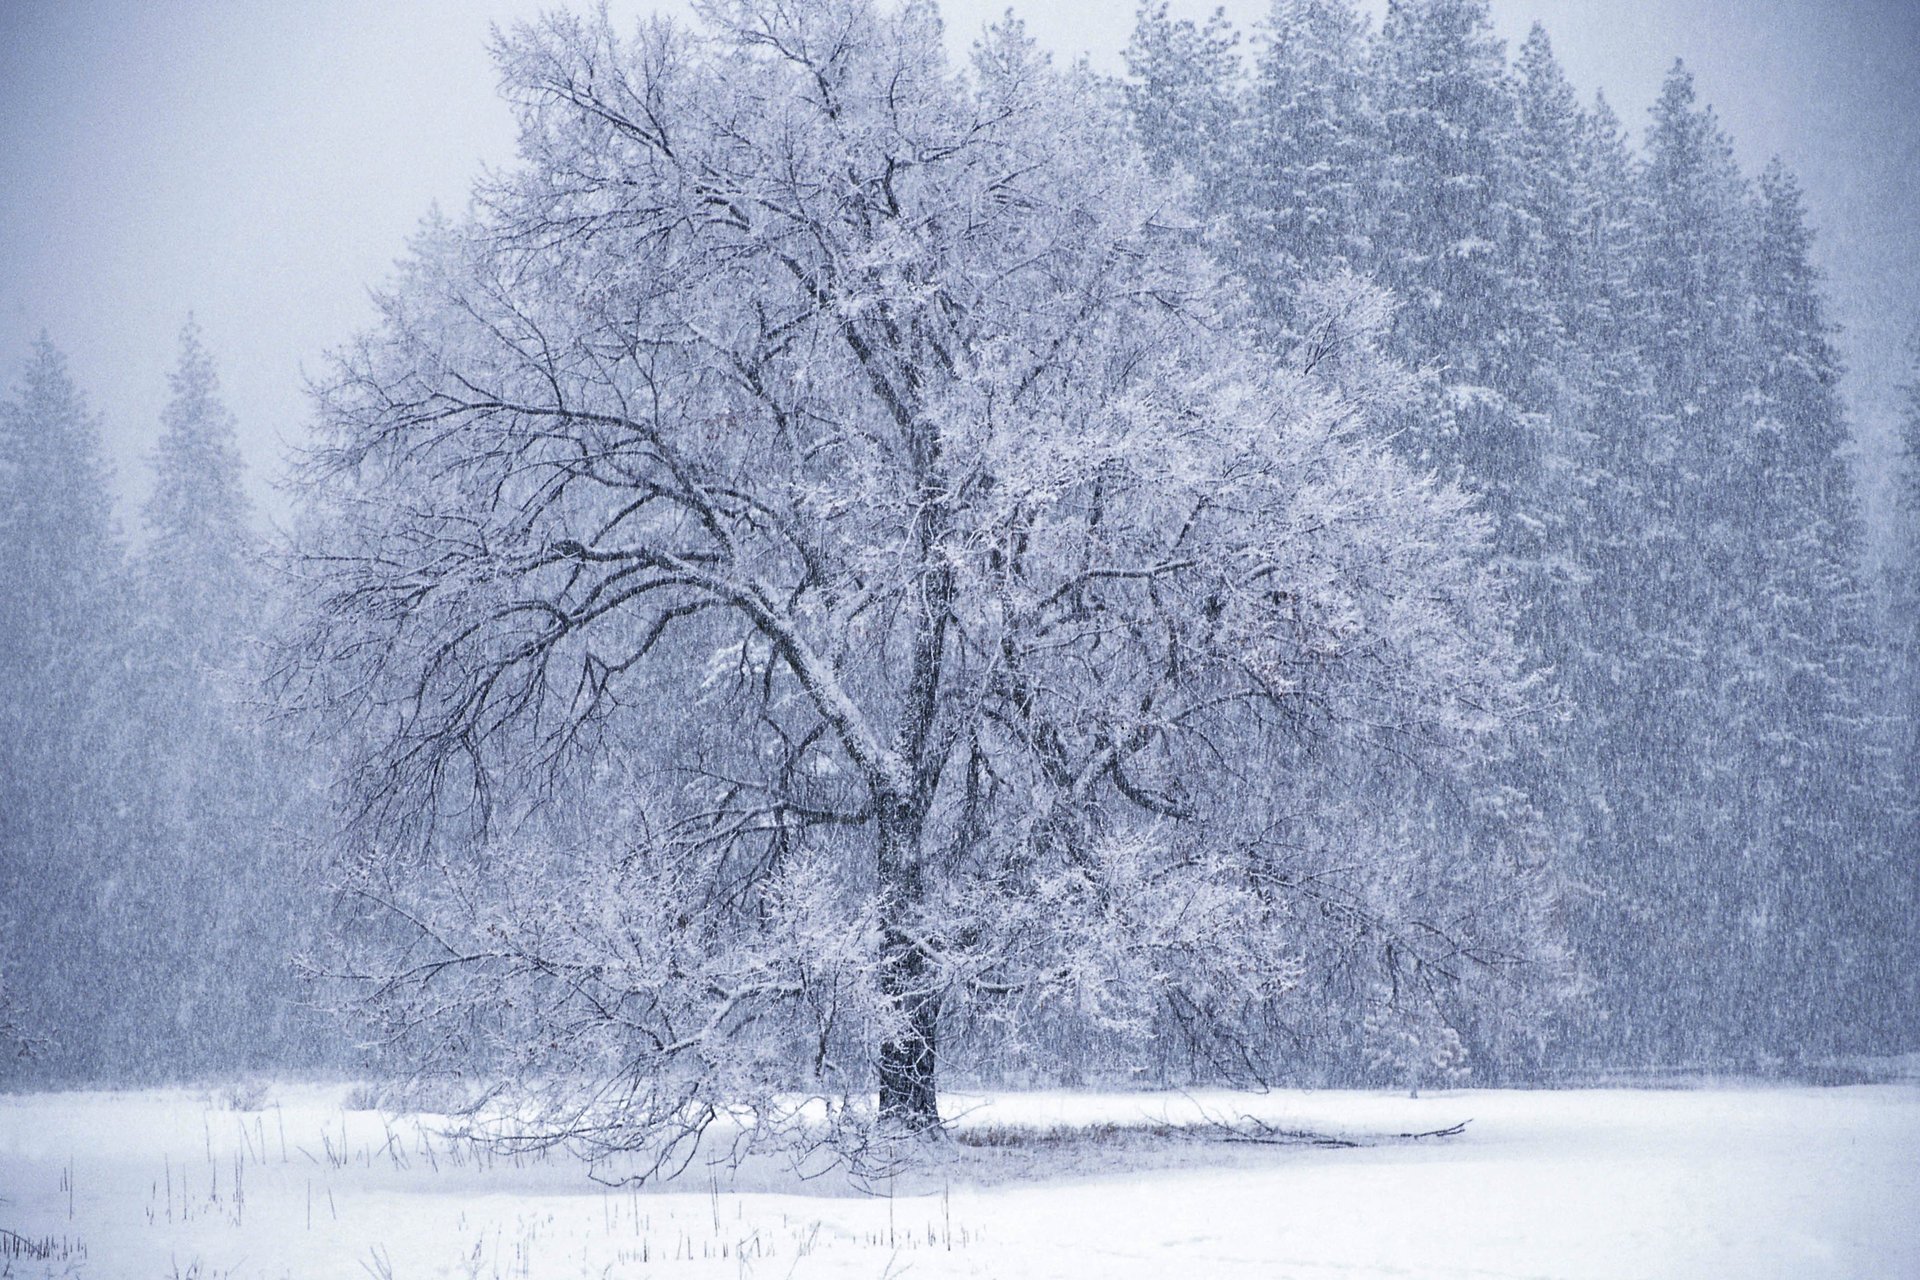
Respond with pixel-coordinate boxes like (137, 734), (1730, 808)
(1499, 29), (1600, 741)
(1367, 0), (1519, 379)
(1363, 5), (1582, 1076)
(0, 338), (120, 704)
(1548, 90), (1668, 1065)
(0, 338), (125, 1078)
(142, 317), (255, 652)
(1123, 3), (1244, 214)
(1, 323), (327, 1083)
(1496, 54), (1652, 1056)
(1881, 335), (1920, 1048)
(1567, 63), (1750, 1064)
(110, 320), (320, 1078)
(1636, 65), (1750, 433)
(1365, 3), (1546, 680)
(1575, 70), (1896, 1066)
(1236, 0), (1378, 331)
(1900, 332), (1920, 802)
(1723, 163), (1894, 1057)
(1507, 25), (1583, 396)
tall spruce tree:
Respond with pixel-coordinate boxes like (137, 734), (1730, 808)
(1882, 335), (1920, 1049)
(1237, 0), (1378, 331)
(1567, 63), (1750, 1064)
(142, 318), (255, 651)
(1731, 165), (1896, 1055)
(109, 320), (321, 1078)
(1123, 3), (1244, 215)
(0, 338), (125, 1078)
(1581, 70), (1897, 1065)
(1367, 0), (1518, 379)
(2, 322), (324, 1082)
(1507, 25), (1583, 397)
(1550, 89), (1669, 1066)
(1365, 4), (1548, 701)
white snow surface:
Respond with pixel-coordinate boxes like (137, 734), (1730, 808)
(2, 1082), (1916, 1278)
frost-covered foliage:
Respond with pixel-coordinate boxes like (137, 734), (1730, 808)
(1125, 0), (1909, 1065)
(281, 0), (1551, 1162)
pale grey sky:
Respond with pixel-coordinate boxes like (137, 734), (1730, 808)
(2, 0), (1915, 548)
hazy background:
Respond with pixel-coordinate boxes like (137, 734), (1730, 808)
(2, 0), (1915, 555)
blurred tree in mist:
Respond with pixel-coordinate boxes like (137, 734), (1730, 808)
(0, 325), (329, 1084)
(0, 337), (125, 1074)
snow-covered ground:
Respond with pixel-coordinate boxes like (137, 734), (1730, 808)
(2, 1081), (1916, 1278)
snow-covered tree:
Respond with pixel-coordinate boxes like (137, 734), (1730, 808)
(93, 320), (325, 1078)
(1367, 0), (1518, 381)
(0, 338), (124, 1079)
(141, 318), (256, 650)
(283, 0), (1549, 1164)
(1564, 69), (1900, 1065)
(1123, 2), (1244, 222)
(1235, 0), (1378, 330)
(1551, 62), (1751, 1064)
(0, 338), (120, 782)
(1726, 165), (1897, 1055)
(1880, 334), (1920, 1046)
(1506, 24), (1582, 396)
(0, 323), (329, 1083)
(1122, 15), (1900, 1071)
(1544, 87), (1668, 1064)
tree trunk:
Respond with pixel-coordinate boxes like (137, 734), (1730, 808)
(877, 938), (940, 1127)
(875, 795), (940, 1129)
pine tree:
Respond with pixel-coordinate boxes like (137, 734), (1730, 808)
(1548, 90), (1668, 1066)
(1873, 333), (1920, 1051)
(1123, 3), (1244, 212)
(1498, 30), (1602, 696)
(2, 322), (322, 1082)
(0, 338), (125, 1079)
(1726, 162), (1894, 1057)
(142, 317), (255, 656)
(1507, 25), (1583, 394)
(1236, 0), (1378, 331)
(1568, 63), (1746, 1064)
(108, 320), (319, 1078)
(1368, 0), (1518, 378)
(1363, 6), (1581, 1076)
(1635, 65), (1751, 466)
(0, 338), (120, 687)
(1580, 69), (1894, 1066)
(1494, 46), (1643, 1053)
(1899, 334), (1920, 826)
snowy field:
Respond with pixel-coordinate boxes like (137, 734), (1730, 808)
(2, 1082), (1917, 1278)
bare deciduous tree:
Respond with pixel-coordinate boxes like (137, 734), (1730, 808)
(282, 0), (1545, 1169)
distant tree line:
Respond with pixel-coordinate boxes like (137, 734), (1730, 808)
(1125, 0), (1914, 1066)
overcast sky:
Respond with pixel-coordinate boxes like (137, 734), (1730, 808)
(2, 0), (1915, 550)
